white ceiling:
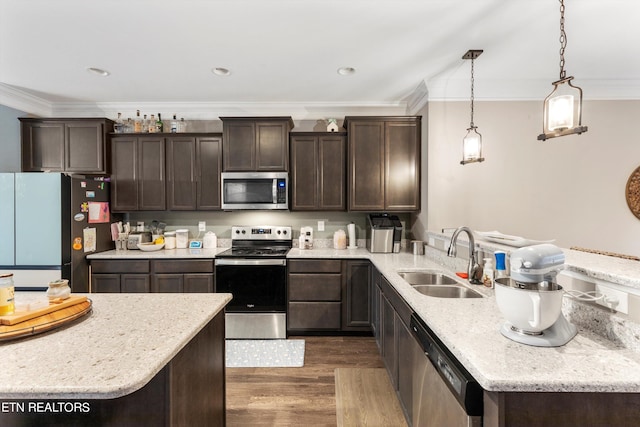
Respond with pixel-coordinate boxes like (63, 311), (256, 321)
(1, 0), (639, 118)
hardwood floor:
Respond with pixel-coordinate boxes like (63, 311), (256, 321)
(226, 336), (386, 426)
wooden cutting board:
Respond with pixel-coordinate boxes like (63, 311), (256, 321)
(0, 295), (88, 326)
(0, 299), (92, 341)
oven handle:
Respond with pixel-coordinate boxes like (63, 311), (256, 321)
(215, 259), (287, 266)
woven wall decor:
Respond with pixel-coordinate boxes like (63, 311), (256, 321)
(626, 165), (640, 220)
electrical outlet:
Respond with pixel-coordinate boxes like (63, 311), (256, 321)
(317, 221), (325, 231)
(596, 282), (629, 314)
(198, 221), (206, 232)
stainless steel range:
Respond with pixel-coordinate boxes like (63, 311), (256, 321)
(215, 225), (292, 339)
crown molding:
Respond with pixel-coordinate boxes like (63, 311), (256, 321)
(0, 83), (52, 116)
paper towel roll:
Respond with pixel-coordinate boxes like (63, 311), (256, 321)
(347, 223), (357, 249)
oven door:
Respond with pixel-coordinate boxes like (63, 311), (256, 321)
(215, 258), (287, 312)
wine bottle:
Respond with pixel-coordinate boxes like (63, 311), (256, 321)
(170, 114), (178, 133)
(156, 113), (164, 133)
(133, 110), (142, 133)
(179, 117), (187, 133)
(149, 114), (157, 133)
(142, 114), (149, 133)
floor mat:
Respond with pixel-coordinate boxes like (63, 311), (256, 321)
(225, 339), (305, 368)
(335, 368), (408, 427)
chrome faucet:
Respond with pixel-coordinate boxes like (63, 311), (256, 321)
(447, 226), (482, 284)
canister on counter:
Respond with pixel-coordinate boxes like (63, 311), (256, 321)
(0, 273), (15, 315)
(164, 231), (177, 249)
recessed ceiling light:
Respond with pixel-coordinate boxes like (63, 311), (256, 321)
(337, 67), (356, 76)
(86, 67), (110, 76)
(212, 67), (231, 76)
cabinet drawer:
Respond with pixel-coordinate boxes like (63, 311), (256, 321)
(289, 274), (342, 301)
(152, 259), (214, 273)
(288, 259), (342, 273)
(288, 302), (341, 330)
(91, 260), (150, 274)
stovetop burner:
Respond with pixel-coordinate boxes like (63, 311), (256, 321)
(216, 225), (293, 258)
(217, 246), (290, 258)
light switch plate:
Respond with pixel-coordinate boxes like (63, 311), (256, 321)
(317, 221), (325, 231)
(198, 221), (206, 232)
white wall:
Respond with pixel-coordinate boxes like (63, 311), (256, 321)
(0, 105), (25, 172)
(419, 99), (640, 256)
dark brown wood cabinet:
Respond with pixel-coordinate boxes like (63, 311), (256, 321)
(290, 132), (346, 211)
(111, 135), (166, 211)
(166, 135), (222, 210)
(221, 117), (293, 171)
(111, 133), (221, 212)
(343, 260), (371, 331)
(20, 118), (114, 173)
(91, 260), (151, 293)
(344, 116), (421, 212)
(288, 259), (371, 333)
(91, 259), (214, 293)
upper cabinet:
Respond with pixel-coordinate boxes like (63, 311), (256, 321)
(221, 117), (293, 171)
(111, 135), (166, 211)
(20, 118), (114, 174)
(111, 134), (222, 212)
(166, 135), (222, 210)
(344, 116), (421, 212)
(290, 132), (347, 211)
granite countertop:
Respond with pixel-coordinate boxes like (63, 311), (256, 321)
(291, 247), (640, 393)
(87, 247), (227, 259)
(0, 293), (232, 399)
(85, 242), (640, 393)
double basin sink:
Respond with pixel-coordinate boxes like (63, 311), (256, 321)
(397, 270), (483, 299)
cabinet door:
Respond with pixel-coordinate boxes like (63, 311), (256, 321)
(288, 302), (341, 330)
(385, 120), (420, 211)
(138, 136), (166, 210)
(348, 121), (385, 210)
(92, 274), (121, 293)
(343, 260), (371, 331)
(397, 316), (417, 421)
(121, 274), (150, 293)
(166, 136), (197, 210)
(319, 134), (346, 210)
(223, 121), (255, 171)
(184, 274), (214, 293)
(290, 135), (318, 210)
(65, 121), (106, 173)
(382, 293), (398, 389)
(111, 137), (139, 211)
(152, 274), (183, 292)
(196, 136), (222, 210)
(21, 121), (65, 171)
(256, 121), (289, 171)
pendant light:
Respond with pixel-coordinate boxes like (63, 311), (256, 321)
(461, 49), (484, 165)
(538, 0), (588, 141)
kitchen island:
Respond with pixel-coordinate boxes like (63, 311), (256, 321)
(0, 293), (231, 426)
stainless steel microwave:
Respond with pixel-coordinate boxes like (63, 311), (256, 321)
(221, 172), (289, 210)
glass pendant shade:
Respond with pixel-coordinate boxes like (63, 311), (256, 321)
(538, 76), (587, 140)
(461, 126), (484, 165)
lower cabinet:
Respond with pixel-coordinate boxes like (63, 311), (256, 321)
(375, 273), (415, 423)
(91, 259), (214, 293)
(287, 259), (371, 333)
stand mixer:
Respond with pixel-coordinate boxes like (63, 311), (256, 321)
(494, 244), (577, 347)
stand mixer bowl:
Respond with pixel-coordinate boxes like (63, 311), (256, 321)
(495, 277), (564, 334)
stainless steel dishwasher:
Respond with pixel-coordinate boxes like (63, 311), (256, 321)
(410, 314), (483, 426)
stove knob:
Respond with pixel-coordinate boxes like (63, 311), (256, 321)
(276, 230), (281, 235)
(241, 229), (246, 234)
(282, 229), (287, 235)
(235, 229), (241, 234)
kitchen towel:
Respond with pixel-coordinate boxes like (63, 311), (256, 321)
(226, 339), (305, 368)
